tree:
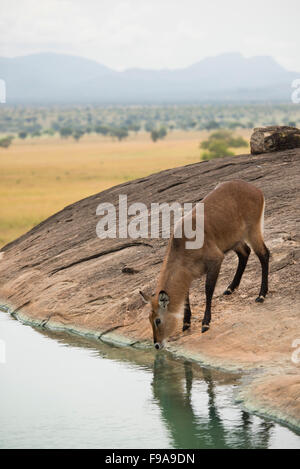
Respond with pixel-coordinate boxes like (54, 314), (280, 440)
(228, 135), (248, 148)
(73, 129), (85, 141)
(145, 121), (154, 132)
(0, 136), (14, 148)
(151, 130), (160, 142)
(202, 142), (234, 160)
(43, 128), (55, 136)
(151, 126), (167, 142)
(158, 126), (167, 139)
(204, 120), (220, 130)
(94, 125), (110, 136)
(18, 131), (27, 139)
(202, 130), (247, 147)
(128, 123), (141, 134)
(110, 127), (129, 141)
(51, 121), (61, 131)
(227, 121), (241, 129)
(200, 130), (247, 160)
(59, 127), (73, 138)
(31, 130), (41, 137)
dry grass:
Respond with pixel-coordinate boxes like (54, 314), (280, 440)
(0, 130), (250, 247)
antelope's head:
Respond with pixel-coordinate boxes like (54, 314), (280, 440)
(140, 290), (178, 350)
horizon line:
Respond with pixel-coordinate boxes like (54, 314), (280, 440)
(1, 50), (298, 74)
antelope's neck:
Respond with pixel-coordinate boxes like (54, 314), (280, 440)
(157, 257), (192, 313)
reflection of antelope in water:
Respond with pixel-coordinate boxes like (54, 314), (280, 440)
(141, 180), (270, 349)
(151, 355), (273, 449)
(37, 325), (273, 448)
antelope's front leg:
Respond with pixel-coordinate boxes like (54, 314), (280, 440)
(202, 257), (223, 333)
(182, 292), (191, 332)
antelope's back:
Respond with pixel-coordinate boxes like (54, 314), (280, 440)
(201, 180), (264, 250)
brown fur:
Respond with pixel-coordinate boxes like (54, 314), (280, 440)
(145, 180), (269, 347)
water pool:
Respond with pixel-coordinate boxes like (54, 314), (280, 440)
(0, 311), (299, 449)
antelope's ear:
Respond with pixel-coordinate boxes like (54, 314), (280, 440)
(139, 290), (151, 304)
(158, 290), (169, 310)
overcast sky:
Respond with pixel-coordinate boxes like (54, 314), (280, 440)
(1, 0), (300, 71)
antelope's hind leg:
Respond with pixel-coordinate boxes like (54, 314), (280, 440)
(223, 242), (251, 295)
(254, 244), (270, 302)
(248, 230), (270, 303)
(182, 292), (191, 332)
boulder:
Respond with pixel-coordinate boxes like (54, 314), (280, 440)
(1, 148), (300, 428)
(250, 125), (300, 155)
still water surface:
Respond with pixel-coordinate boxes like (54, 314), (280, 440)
(0, 311), (299, 449)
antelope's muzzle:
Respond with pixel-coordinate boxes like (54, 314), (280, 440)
(154, 342), (163, 350)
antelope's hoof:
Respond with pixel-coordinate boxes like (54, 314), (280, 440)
(255, 295), (265, 303)
(182, 323), (190, 332)
(223, 288), (233, 296)
(201, 325), (210, 333)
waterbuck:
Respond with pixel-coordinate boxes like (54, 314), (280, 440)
(140, 180), (270, 350)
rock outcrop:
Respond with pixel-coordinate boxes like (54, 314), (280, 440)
(0, 148), (300, 428)
(250, 125), (300, 154)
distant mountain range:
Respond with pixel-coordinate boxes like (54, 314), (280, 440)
(0, 52), (297, 104)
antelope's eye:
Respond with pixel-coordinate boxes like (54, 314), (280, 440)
(155, 318), (161, 326)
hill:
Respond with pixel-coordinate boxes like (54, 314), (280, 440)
(0, 52), (297, 103)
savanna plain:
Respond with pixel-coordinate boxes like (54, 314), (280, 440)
(0, 129), (250, 247)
